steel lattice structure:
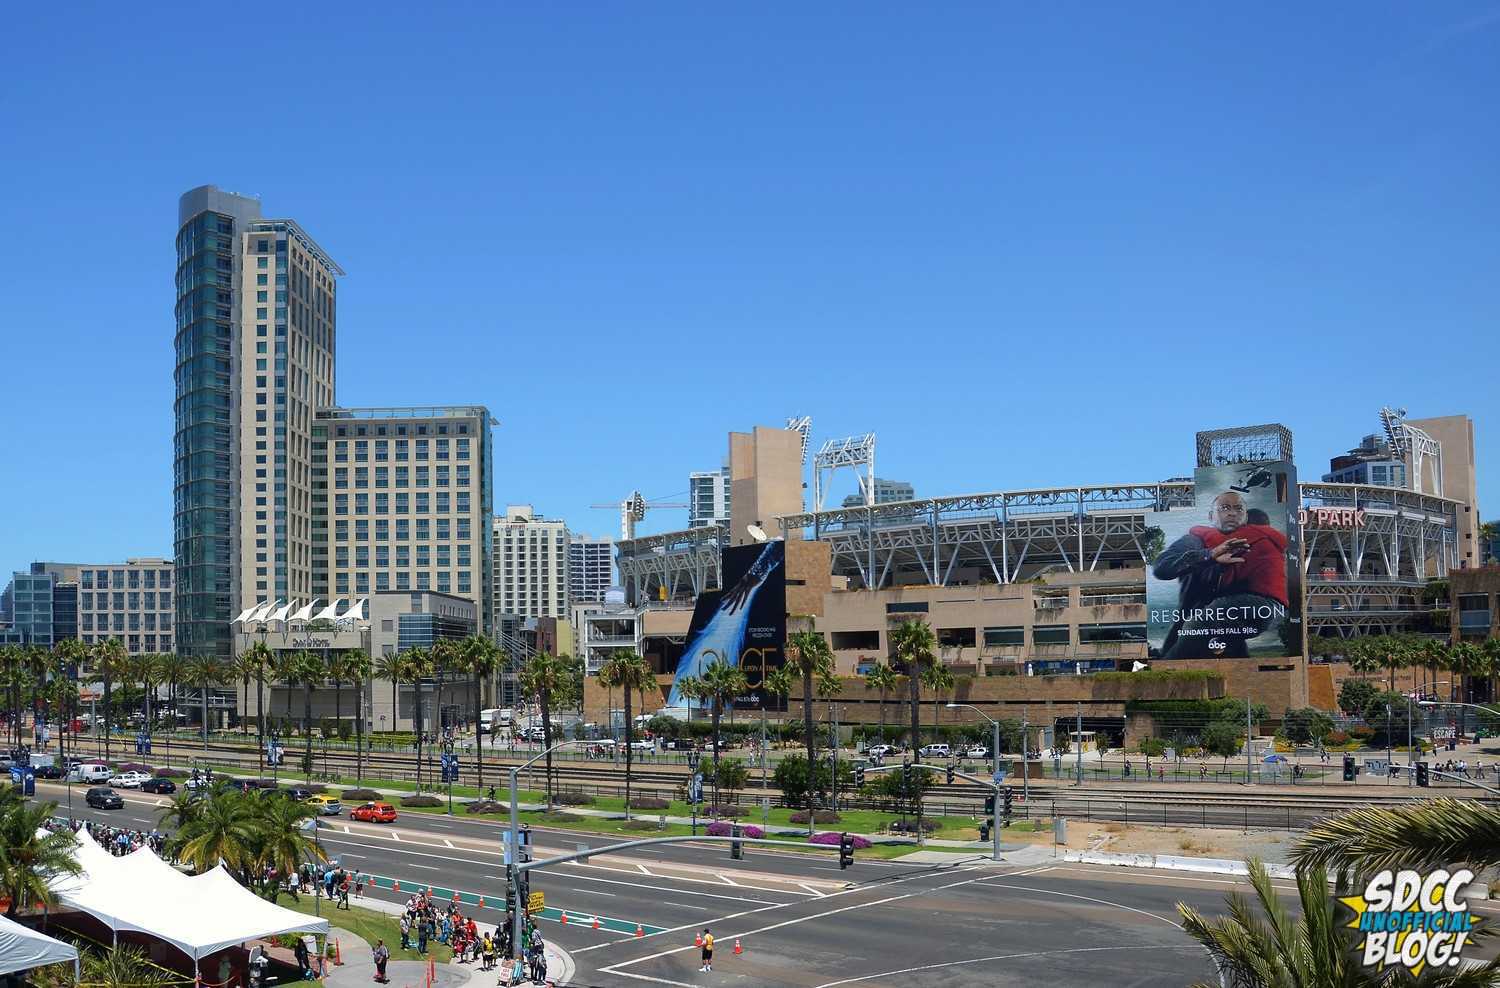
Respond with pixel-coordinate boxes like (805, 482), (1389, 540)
(614, 482), (1460, 639)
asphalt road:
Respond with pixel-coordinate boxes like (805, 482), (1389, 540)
(61, 778), (1500, 987)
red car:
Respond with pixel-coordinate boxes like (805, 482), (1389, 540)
(350, 801), (397, 823)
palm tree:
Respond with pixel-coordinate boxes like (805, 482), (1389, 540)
(23, 646), (55, 748)
(400, 647), (433, 792)
(518, 652), (573, 810)
(921, 661), (955, 745)
(45, 677), (79, 763)
(1346, 637), (1381, 682)
(173, 787), (259, 874)
(254, 795), (325, 885)
(864, 662), (900, 748)
(293, 651), (326, 779)
(698, 659), (749, 809)
(1177, 859), (1496, 987)
(157, 791), (203, 832)
(0, 646), (20, 749)
(461, 635), (503, 791)
(160, 651), (189, 733)
(54, 638), (89, 758)
(598, 651), (653, 820)
(80, 946), (176, 988)
(890, 619), (937, 751)
(185, 655), (225, 751)
(342, 648), (373, 782)
(92, 637), (127, 760)
(327, 650), (350, 743)
(1293, 797), (1500, 878)
(787, 623), (835, 821)
(0, 791), (82, 918)
(231, 649), (260, 738)
(240, 642), (272, 750)
(129, 652), (157, 738)
(429, 638), (460, 735)
(373, 650), (404, 741)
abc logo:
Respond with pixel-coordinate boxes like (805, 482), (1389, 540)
(1208, 638), (1227, 654)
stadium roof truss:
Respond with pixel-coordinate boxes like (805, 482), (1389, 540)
(615, 483), (1460, 623)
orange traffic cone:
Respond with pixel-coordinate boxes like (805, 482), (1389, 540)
(561, 913), (568, 925)
(592, 915), (600, 930)
(694, 932), (703, 947)
(334, 939), (343, 965)
(477, 895), (485, 908)
(393, 881), (401, 891)
(635, 924), (644, 938)
(451, 892), (459, 903)
(733, 939), (743, 955)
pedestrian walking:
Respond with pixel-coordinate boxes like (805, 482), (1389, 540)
(699, 928), (714, 972)
(372, 940), (390, 983)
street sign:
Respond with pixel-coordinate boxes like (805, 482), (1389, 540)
(1365, 758), (1390, 775)
(527, 891), (544, 914)
(992, 766), (1008, 784)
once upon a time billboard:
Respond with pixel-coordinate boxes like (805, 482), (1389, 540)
(667, 539), (786, 708)
(1145, 460), (1303, 660)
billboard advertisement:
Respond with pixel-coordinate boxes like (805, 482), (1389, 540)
(667, 539), (786, 709)
(1145, 460), (1303, 659)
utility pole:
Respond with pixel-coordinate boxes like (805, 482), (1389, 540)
(1075, 703), (1083, 785)
(1246, 699), (1255, 786)
(1020, 708), (1029, 806)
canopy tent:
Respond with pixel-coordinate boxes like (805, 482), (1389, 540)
(0, 914), (78, 978)
(47, 831), (328, 963)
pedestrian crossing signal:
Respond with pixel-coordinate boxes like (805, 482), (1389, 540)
(983, 794), (995, 815)
(838, 832), (855, 870)
(1342, 754), (1356, 782)
(1416, 762), (1430, 787)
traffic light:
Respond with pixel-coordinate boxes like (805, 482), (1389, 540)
(1343, 754), (1356, 782)
(946, 763), (956, 785)
(1002, 786), (1014, 822)
(853, 764), (865, 788)
(730, 824), (744, 860)
(902, 762), (914, 786)
(1416, 762), (1430, 788)
(983, 794), (995, 815)
(838, 832), (855, 870)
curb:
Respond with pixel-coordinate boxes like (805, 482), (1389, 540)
(1061, 849), (1295, 879)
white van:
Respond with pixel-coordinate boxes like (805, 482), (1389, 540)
(479, 708), (513, 734)
(68, 762), (112, 784)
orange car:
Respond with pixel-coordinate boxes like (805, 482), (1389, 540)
(350, 801), (397, 823)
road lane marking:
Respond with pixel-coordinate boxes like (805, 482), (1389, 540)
(409, 864), (440, 871)
(444, 839), (454, 848)
(552, 871), (784, 905)
(660, 901), (708, 911)
(811, 943), (1203, 988)
(570, 888), (616, 896)
(798, 883), (825, 897)
(636, 864), (651, 874)
(718, 874), (739, 886)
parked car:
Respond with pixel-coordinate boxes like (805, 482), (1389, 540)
(965, 745), (990, 759)
(662, 738), (695, 751)
(85, 787), (124, 809)
(140, 777), (177, 794)
(918, 743), (951, 759)
(108, 771), (151, 789)
(32, 764), (65, 780)
(350, 801), (397, 823)
(629, 739), (655, 752)
(866, 744), (902, 759)
(184, 773), (212, 791)
(307, 795), (343, 815)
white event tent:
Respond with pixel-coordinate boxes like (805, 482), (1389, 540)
(0, 914), (78, 979)
(47, 830), (328, 975)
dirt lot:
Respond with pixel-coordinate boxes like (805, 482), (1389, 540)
(1008, 820), (1299, 864)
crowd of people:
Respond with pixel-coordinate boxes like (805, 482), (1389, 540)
(396, 892), (548, 982)
(46, 817), (168, 857)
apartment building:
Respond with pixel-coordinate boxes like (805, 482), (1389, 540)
(311, 406), (495, 634)
(688, 468), (731, 528)
(568, 534), (613, 605)
(493, 505), (568, 619)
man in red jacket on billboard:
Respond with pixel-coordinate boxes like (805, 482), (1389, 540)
(1153, 491), (1289, 658)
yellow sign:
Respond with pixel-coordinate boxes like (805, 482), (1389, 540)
(527, 891), (544, 914)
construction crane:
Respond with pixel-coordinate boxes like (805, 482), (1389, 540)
(590, 490), (691, 541)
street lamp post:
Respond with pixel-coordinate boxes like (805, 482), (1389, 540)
(947, 703), (1002, 862)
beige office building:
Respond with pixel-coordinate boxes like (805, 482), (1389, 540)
(493, 505), (569, 619)
(311, 406), (495, 634)
(75, 559), (177, 654)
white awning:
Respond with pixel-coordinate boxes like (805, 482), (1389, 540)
(266, 600), (296, 624)
(232, 605), (260, 624)
(343, 598), (367, 621)
(49, 831), (327, 961)
(312, 599), (344, 623)
(0, 915), (78, 978)
(290, 599), (320, 622)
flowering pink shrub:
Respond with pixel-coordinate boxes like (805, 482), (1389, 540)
(809, 831), (871, 849)
(706, 821), (764, 838)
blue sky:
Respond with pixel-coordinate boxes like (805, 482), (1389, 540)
(1, 4), (1497, 566)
